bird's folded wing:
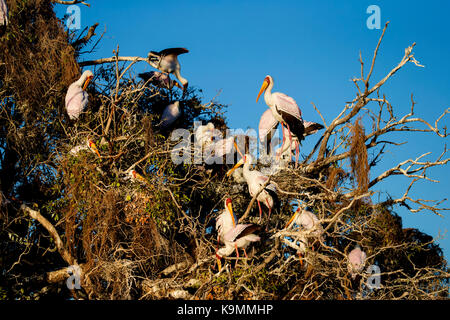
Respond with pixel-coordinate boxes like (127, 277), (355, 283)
(258, 109), (278, 143)
(158, 47), (189, 57)
(224, 224), (260, 242)
(273, 92), (302, 121)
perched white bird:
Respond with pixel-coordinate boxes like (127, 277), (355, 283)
(216, 198), (260, 270)
(148, 48), (189, 91)
(257, 75), (324, 163)
(284, 205), (324, 266)
(138, 71), (183, 90)
(285, 206), (324, 239)
(347, 245), (367, 279)
(0, 0), (8, 27)
(226, 154), (278, 221)
(69, 138), (101, 158)
(65, 70), (94, 120)
(126, 170), (148, 185)
(160, 101), (180, 129)
(195, 122), (215, 149)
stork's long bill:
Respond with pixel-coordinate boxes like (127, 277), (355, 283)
(285, 208), (300, 229)
(226, 156), (245, 177)
(256, 77), (270, 103)
(225, 198), (237, 227)
(82, 75), (93, 91)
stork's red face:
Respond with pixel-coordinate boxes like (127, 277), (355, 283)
(256, 76), (271, 102)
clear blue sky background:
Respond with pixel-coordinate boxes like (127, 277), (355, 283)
(55, 0), (449, 259)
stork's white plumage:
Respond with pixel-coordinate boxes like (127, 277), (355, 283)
(195, 122), (215, 149)
(160, 101), (180, 129)
(0, 0), (8, 27)
(285, 207), (324, 239)
(148, 48), (189, 91)
(284, 205), (324, 266)
(348, 245), (367, 279)
(69, 138), (100, 158)
(257, 75), (324, 163)
(226, 154), (277, 221)
(216, 198), (260, 266)
(65, 70), (94, 120)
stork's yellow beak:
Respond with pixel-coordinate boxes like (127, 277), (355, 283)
(285, 209), (299, 229)
(256, 78), (269, 102)
(226, 158), (244, 177)
(234, 141), (244, 159)
(88, 140), (101, 157)
(216, 255), (222, 272)
(83, 76), (93, 91)
(227, 202), (236, 227)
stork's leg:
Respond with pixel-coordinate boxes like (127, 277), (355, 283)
(284, 122), (294, 150)
(295, 140), (300, 168)
(281, 123), (286, 146)
(298, 251), (304, 267)
(265, 199), (272, 231)
(215, 235), (222, 271)
(257, 200), (263, 222)
(243, 248), (248, 259)
(266, 199), (272, 220)
(235, 243), (240, 268)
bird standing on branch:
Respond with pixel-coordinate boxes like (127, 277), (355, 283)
(69, 138), (100, 158)
(284, 204), (324, 266)
(138, 71), (183, 90)
(257, 75), (324, 163)
(347, 245), (367, 279)
(160, 101), (181, 129)
(226, 153), (278, 222)
(215, 198), (260, 271)
(65, 70), (94, 120)
(148, 47), (189, 91)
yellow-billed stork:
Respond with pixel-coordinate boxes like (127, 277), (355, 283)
(257, 75), (324, 162)
(65, 70), (94, 120)
(215, 198), (260, 270)
(226, 154), (278, 222)
(148, 47), (189, 91)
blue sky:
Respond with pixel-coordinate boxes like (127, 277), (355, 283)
(56, 0), (449, 258)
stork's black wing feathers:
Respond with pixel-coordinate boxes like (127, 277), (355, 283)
(235, 225), (261, 240)
(277, 108), (305, 141)
(157, 47), (189, 57)
(304, 122), (325, 136)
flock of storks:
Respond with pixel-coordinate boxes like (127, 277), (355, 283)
(0, 0), (367, 278)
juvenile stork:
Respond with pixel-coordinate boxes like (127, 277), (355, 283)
(65, 70), (94, 120)
(257, 75), (324, 161)
(148, 47), (189, 91)
(226, 154), (278, 222)
(347, 245), (367, 279)
(216, 198), (260, 270)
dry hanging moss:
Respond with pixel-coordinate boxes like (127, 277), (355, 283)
(349, 118), (369, 194)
